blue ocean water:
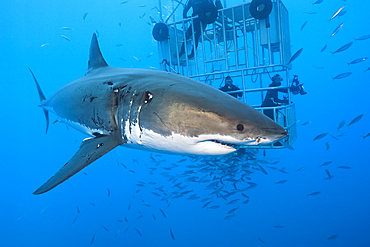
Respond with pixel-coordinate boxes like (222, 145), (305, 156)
(1, 0), (369, 246)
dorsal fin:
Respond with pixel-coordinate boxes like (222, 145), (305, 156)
(86, 33), (108, 75)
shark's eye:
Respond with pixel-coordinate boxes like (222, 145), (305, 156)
(237, 124), (244, 131)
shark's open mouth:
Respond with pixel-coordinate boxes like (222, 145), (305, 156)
(209, 140), (238, 150)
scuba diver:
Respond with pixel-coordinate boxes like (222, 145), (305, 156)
(179, 0), (218, 59)
(219, 76), (243, 98)
(262, 74), (307, 120)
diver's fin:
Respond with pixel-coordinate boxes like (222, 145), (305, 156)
(86, 33), (108, 75)
(29, 68), (49, 134)
(33, 134), (121, 195)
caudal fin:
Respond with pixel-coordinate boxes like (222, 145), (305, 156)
(28, 68), (49, 134)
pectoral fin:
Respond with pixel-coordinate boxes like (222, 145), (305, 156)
(33, 134), (120, 195)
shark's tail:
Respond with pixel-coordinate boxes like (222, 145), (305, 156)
(28, 68), (49, 134)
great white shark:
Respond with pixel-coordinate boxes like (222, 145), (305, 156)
(30, 33), (287, 195)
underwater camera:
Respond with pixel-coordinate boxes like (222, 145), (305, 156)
(291, 75), (307, 95)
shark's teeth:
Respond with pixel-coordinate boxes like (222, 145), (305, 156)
(209, 140), (238, 149)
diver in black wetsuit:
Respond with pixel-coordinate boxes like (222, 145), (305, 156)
(179, 0), (218, 59)
(262, 74), (307, 120)
(219, 76), (243, 98)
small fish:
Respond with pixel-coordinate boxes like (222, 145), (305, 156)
(139, 13), (146, 19)
(83, 12), (88, 21)
(125, 217), (128, 222)
(228, 207), (239, 214)
(159, 208), (167, 218)
(355, 34), (370, 41)
(131, 55), (141, 62)
(287, 48), (303, 65)
(115, 228), (120, 237)
(124, 225), (130, 233)
(258, 237), (265, 243)
(313, 133), (328, 141)
(333, 72), (352, 80)
(242, 193), (249, 198)
(347, 114), (364, 127)
(117, 219), (123, 222)
(170, 228), (175, 240)
(207, 205), (220, 209)
(135, 228), (142, 237)
(254, 162), (268, 175)
(138, 4), (146, 7)
(300, 121), (311, 126)
(320, 161), (332, 167)
(312, 0), (323, 5)
(329, 5), (346, 21)
(151, 191), (161, 196)
(90, 234), (95, 245)
(337, 166), (351, 169)
(152, 213), (156, 220)
(61, 35), (71, 42)
(224, 214), (235, 220)
(348, 57), (367, 66)
(96, 30), (100, 37)
(307, 191), (321, 196)
(325, 234), (339, 240)
(337, 131), (350, 137)
(330, 23), (343, 38)
(118, 57), (126, 62)
(146, 52), (154, 58)
(274, 179), (287, 184)
(202, 201), (213, 208)
(337, 120), (345, 131)
(89, 203), (95, 206)
(329, 134), (339, 141)
(115, 43), (124, 47)
(331, 42), (353, 54)
(295, 166), (308, 172)
(72, 214), (79, 225)
(128, 169), (136, 173)
(107, 188), (110, 197)
(128, 202), (131, 211)
(273, 225), (285, 228)
(40, 205), (50, 215)
(320, 45), (327, 52)
(103, 226), (109, 232)
(62, 27), (74, 30)
(361, 133), (370, 139)
(325, 142), (330, 150)
(365, 67), (370, 72)
(324, 169), (334, 180)
(120, 0), (128, 4)
(77, 206), (80, 214)
(243, 198), (250, 204)
(303, 11), (317, 14)
(301, 21), (308, 31)
(40, 43), (49, 47)
(313, 65), (325, 69)
(136, 215), (143, 220)
(278, 168), (288, 174)
(226, 199), (240, 205)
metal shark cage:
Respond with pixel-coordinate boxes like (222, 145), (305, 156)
(153, 0), (296, 149)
